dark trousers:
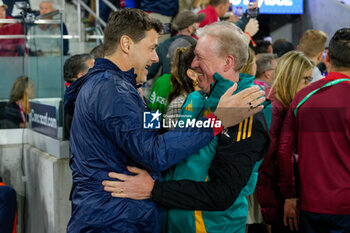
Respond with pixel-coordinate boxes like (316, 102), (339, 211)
(300, 210), (350, 233)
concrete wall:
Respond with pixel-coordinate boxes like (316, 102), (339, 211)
(0, 142), (26, 233)
(24, 145), (71, 233)
(0, 129), (71, 233)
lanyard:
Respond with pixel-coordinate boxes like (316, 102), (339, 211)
(17, 101), (27, 124)
(294, 78), (350, 117)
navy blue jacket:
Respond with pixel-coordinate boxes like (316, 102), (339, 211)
(0, 185), (16, 233)
(139, 0), (178, 17)
(65, 58), (214, 233)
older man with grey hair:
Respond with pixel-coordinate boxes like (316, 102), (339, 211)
(103, 21), (270, 233)
(27, 1), (69, 56)
(254, 53), (277, 90)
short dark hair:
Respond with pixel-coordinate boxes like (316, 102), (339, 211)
(210, 0), (229, 7)
(64, 54), (93, 83)
(90, 44), (104, 58)
(103, 8), (163, 56)
(272, 40), (295, 58)
(251, 40), (272, 54)
(329, 28), (350, 68)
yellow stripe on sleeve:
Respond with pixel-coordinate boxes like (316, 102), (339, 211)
(242, 118), (249, 140)
(237, 121), (243, 142)
(236, 121), (243, 142)
(247, 115), (253, 138)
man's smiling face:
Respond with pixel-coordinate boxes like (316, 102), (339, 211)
(130, 29), (159, 84)
(191, 34), (227, 94)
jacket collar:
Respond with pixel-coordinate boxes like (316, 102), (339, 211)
(94, 58), (137, 86)
(324, 72), (350, 81)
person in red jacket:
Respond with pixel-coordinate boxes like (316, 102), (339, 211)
(198, 0), (229, 27)
(256, 51), (314, 233)
(0, 0), (25, 56)
(278, 28), (350, 233)
(198, 0), (259, 45)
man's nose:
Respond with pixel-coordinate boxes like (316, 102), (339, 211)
(152, 51), (159, 63)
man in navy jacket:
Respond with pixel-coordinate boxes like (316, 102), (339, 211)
(65, 9), (265, 233)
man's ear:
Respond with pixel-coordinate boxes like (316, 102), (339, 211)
(224, 55), (235, 72)
(264, 69), (272, 80)
(296, 44), (300, 51)
(325, 51), (331, 63)
(186, 25), (192, 34)
(120, 35), (132, 53)
(77, 72), (85, 79)
(316, 50), (323, 63)
(187, 69), (197, 81)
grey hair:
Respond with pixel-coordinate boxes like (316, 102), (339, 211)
(255, 53), (277, 78)
(40, 1), (58, 10)
(197, 21), (249, 71)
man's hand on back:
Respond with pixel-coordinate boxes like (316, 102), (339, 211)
(103, 166), (154, 200)
(214, 84), (265, 128)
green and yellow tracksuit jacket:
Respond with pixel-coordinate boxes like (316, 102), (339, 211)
(151, 73), (270, 233)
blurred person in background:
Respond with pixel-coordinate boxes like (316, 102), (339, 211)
(191, 0), (210, 12)
(3, 76), (34, 128)
(147, 10), (204, 80)
(198, 0), (259, 40)
(278, 28), (350, 233)
(272, 39), (295, 58)
(179, 0), (211, 12)
(147, 10), (204, 115)
(297, 29), (328, 82)
(90, 44), (104, 58)
(252, 40), (273, 55)
(254, 53), (277, 90)
(63, 53), (94, 140)
(27, 1), (69, 56)
(240, 49), (273, 129)
(164, 45), (199, 130)
(138, 0), (179, 42)
(198, 0), (230, 27)
(0, 0), (25, 56)
(256, 51), (314, 233)
(239, 47), (265, 233)
(63, 53), (94, 87)
(240, 48), (257, 76)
